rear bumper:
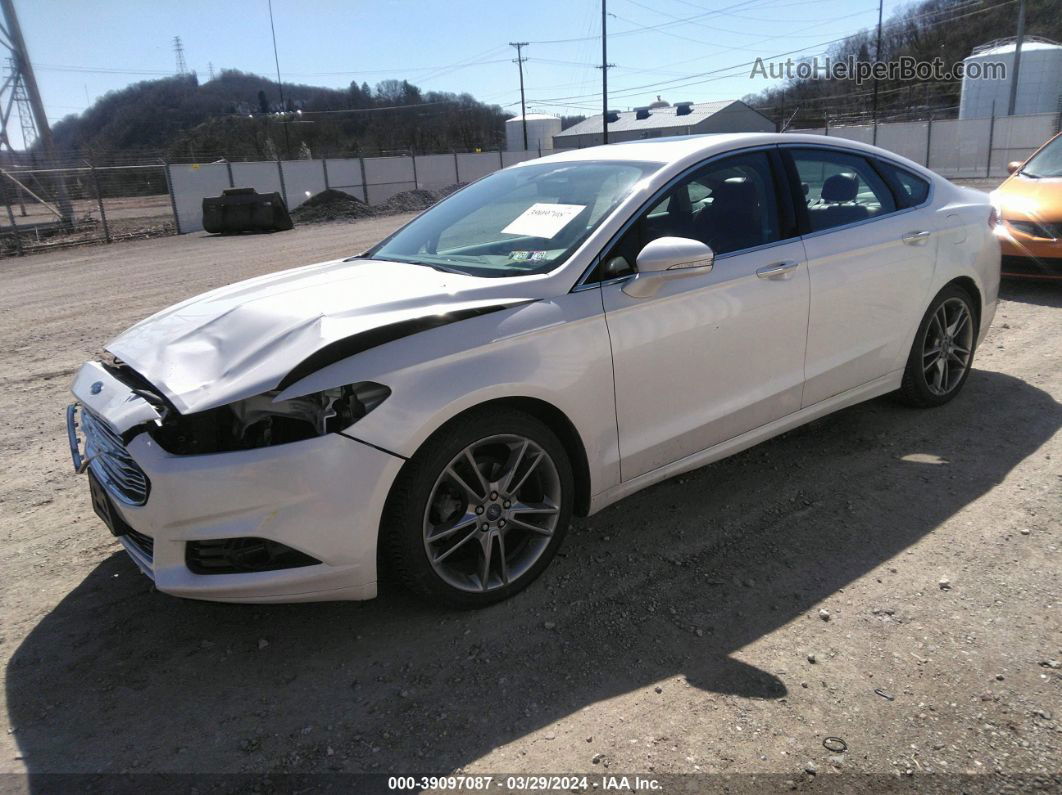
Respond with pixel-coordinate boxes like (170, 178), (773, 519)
(68, 402), (404, 603)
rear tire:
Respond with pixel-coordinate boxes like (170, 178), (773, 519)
(382, 408), (573, 609)
(897, 284), (978, 407)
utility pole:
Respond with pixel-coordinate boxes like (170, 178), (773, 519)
(871, 0), (883, 143)
(598, 0), (614, 145)
(208, 61), (215, 81)
(267, 0), (291, 159)
(1006, 0), (1026, 116)
(509, 42), (529, 150)
(0, 0), (72, 222)
(174, 36), (187, 74)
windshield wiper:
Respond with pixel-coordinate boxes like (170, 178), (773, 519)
(378, 256), (468, 275)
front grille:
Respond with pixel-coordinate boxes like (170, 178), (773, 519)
(82, 409), (150, 505)
(1008, 220), (1062, 239)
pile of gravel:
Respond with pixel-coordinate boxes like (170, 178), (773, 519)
(290, 189), (376, 223)
(290, 184), (466, 225)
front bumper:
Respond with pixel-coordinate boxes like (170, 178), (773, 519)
(997, 222), (1062, 279)
(68, 366), (405, 603)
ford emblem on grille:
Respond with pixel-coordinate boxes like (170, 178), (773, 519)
(90, 381), (104, 395)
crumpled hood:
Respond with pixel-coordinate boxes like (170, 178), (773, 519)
(107, 258), (541, 414)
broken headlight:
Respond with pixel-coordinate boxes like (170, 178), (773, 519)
(152, 382), (390, 455)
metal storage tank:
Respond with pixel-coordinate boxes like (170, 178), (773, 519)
(505, 113), (562, 152)
(959, 37), (1062, 119)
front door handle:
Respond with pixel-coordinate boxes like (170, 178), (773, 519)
(902, 230), (932, 245)
(756, 260), (801, 280)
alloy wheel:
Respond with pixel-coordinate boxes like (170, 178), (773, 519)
(922, 297), (973, 396)
(423, 434), (562, 593)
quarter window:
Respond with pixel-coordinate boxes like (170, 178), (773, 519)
(789, 149), (897, 232)
(874, 159), (931, 208)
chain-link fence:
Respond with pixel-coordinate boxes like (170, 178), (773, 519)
(0, 162), (176, 257)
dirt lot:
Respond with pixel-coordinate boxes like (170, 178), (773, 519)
(0, 216), (1059, 788)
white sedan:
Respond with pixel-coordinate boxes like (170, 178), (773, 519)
(67, 133), (1000, 608)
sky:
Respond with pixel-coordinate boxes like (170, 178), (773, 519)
(12, 0), (910, 147)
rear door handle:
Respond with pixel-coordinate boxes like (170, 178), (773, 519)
(756, 260), (801, 280)
(902, 230), (932, 245)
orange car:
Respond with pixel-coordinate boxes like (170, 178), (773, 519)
(992, 131), (1062, 280)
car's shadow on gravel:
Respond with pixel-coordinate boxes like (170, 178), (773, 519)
(999, 278), (1062, 308)
(7, 370), (1060, 778)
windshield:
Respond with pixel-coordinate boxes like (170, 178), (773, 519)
(1021, 135), (1062, 178)
(366, 160), (658, 278)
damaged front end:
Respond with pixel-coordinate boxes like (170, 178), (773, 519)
(74, 357), (390, 459)
(151, 381), (391, 455)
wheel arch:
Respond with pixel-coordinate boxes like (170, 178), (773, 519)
(944, 275), (982, 334)
(385, 395), (593, 520)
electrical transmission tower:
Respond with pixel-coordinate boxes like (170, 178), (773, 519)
(174, 35), (187, 74)
(0, 0), (73, 222)
(7, 57), (35, 148)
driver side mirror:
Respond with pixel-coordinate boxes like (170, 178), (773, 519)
(1007, 161), (1022, 175)
(622, 237), (715, 298)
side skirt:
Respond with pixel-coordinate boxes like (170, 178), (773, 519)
(587, 370), (903, 515)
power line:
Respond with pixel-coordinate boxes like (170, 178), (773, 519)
(528, 0), (763, 45)
(527, 0), (1017, 105)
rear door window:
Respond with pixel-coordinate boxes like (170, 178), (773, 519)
(788, 148), (897, 233)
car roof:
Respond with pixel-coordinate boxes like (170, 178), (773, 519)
(528, 132), (936, 179)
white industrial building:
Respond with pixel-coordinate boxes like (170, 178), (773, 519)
(552, 99), (775, 149)
(959, 37), (1062, 119)
(505, 113), (562, 152)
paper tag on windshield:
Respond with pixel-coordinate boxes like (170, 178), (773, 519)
(501, 203), (585, 239)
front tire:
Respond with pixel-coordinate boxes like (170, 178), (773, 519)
(382, 408), (573, 608)
(897, 284), (978, 407)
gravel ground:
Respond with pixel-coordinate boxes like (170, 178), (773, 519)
(0, 217), (1059, 787)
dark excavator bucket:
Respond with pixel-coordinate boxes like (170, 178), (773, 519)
(202, 188), (294, 234)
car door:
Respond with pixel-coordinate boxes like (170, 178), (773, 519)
(783, 147), (937, 407)
(595, 149), (810, 481)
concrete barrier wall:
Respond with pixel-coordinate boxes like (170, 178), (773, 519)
(990, 114), (1058, 176)
(281, 161), (327, 209)
(789, 112), (1059, 179)
(414, 154), (458, 190)
(170, 113), (1060, 232)
(456, 152), (499, 183)
(231, 162), (282, 197)
(875, 121), (930, 165)
(170, 163), (231, 233)
(171, 151), (538, 233)
(502, 151), (539, 167)
(323, 158), (364, 199)
(363, 156), (416, 204)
